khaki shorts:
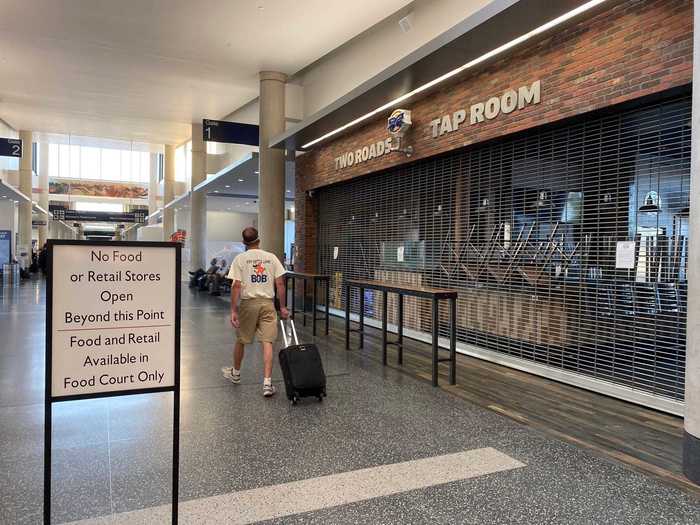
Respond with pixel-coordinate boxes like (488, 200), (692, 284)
(237, 298), (278, 344)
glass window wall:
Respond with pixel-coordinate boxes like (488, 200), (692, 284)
(48, 143), (150, 183)
(74, 201), (124, 213)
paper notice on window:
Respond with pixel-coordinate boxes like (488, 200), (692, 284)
(397, 246), (405, 262)
(616, 241), (636, 269)
(333, 247), (339, 260)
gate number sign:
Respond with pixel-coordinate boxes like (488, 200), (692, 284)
(0, 138), (22, 158)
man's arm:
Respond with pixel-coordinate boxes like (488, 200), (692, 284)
(275, 276), (289, 320)
(230, 280), (241, 327)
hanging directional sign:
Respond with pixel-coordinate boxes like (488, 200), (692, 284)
(50, 209), (147, 224)
(0, 138), (22, 158)
(202, 119), (259, 146)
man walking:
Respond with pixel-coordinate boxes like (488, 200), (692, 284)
(222, 227), (289, 397)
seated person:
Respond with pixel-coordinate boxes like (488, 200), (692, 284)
(198, 258), (219, 291)
(188, 268), (205, 288)
(209, 259), (228, 296)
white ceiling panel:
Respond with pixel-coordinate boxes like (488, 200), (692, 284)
(0, 0), (412, 144)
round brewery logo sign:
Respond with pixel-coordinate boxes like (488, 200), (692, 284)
(387, 109), (412, 136)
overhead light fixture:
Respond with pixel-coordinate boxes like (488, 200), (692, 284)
(639, 191), (661, 213)
(639, 156), (661, 213)
(301, 0), (608, 149)
(238, 178), (244, 182)
(225, 185), (231, 188)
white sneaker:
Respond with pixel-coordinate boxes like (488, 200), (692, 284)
(221, 367), (240, 384)
(263, 384), (276, 397)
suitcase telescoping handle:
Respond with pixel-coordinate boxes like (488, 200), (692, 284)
(280, 318), (299, 347)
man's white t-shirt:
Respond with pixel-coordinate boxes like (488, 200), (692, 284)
(227, 248), (286, 299)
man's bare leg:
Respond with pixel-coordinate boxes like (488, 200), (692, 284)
(234, 341), (245, 370)
(262, 342), (275, 397)
(222, 341), (245, 384)
(262, 342), (273, 378)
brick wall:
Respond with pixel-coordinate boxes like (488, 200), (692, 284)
(293, 191), (318, 273)
(294, 0), (693, 272)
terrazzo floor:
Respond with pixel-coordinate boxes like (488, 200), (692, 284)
(1, 280), (699, 524)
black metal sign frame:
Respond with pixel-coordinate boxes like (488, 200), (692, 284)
(44, 239), (182, 525)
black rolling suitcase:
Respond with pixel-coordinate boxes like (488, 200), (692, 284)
(278, 319), (326, 405)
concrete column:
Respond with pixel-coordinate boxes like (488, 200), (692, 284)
(37, 142), (49, 245)
(258, 71), (287, 260)
(189, 124), (206, 270)
(685, 6), (700, 485)
(18, 130), (33, 261)
(163, 145), (175, 239)
(148, 153), (159, 225)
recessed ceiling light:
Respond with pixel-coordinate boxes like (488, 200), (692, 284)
(214, 190), (219, 193)
(225, 185), (231, 188)
(238, 178), (244, 182)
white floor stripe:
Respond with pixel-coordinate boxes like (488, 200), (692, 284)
(64, 448), (525, 525)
